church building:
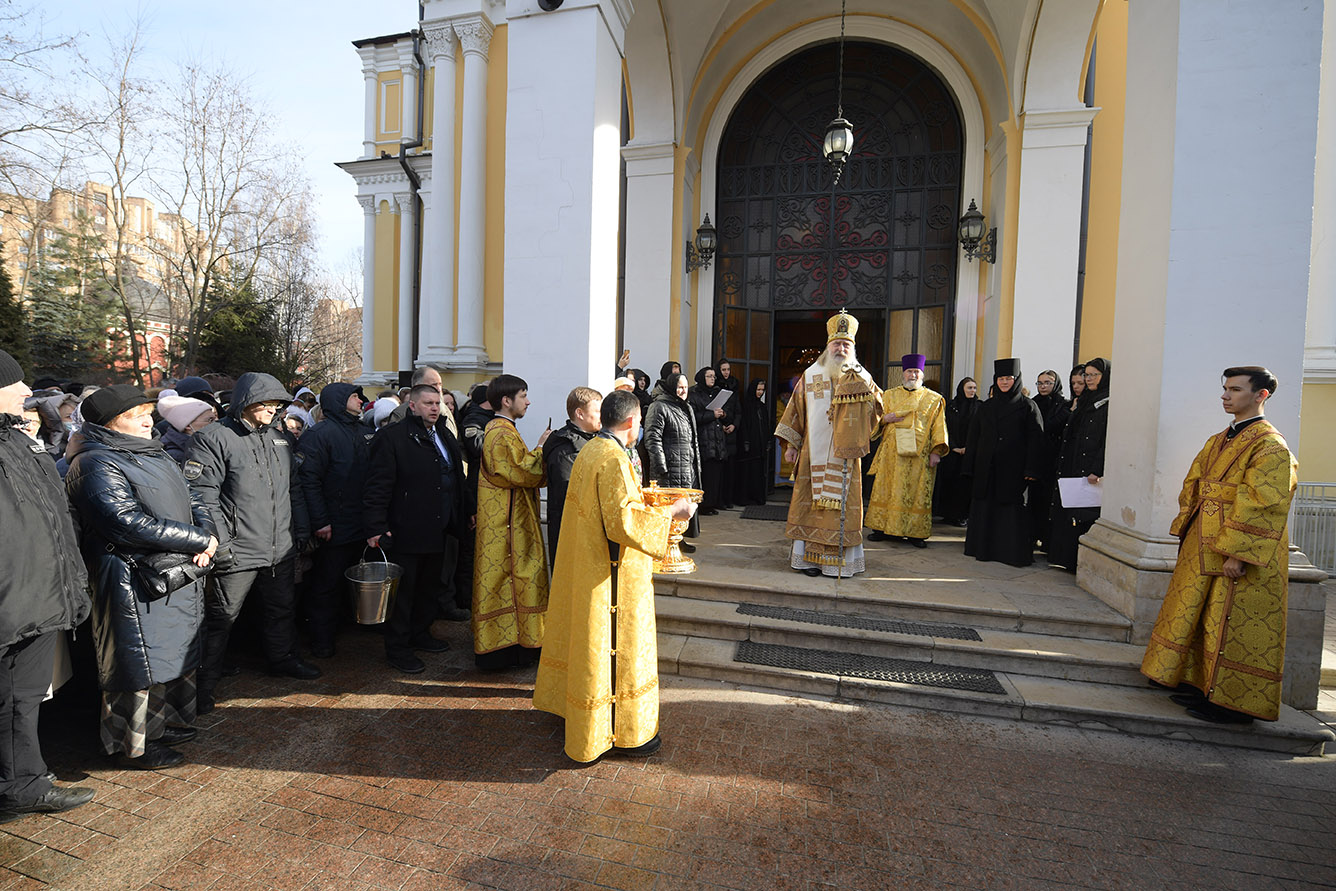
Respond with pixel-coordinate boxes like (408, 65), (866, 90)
(338, 0), (1333, 708)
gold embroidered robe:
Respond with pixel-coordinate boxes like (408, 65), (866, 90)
(533, 437), (672, 762)
(1140, 420), (1298, 720)
(866, 386), (949, 539)
(473, 418), (549, 654)
(774, 367), (882, 565)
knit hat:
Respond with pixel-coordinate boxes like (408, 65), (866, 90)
(373, 398), (399, 427)
(158, 394), (215, 432)
(81, 385), (151, 426)
(0, 349), (23, 389)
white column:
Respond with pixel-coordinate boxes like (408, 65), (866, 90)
(419, 22), (457, 364)
(1008, 106), (1097, 377)
(504, 1), (627, 443)
(358, 196), (377, 376)
(621, 141), (676, 370)
(393, 191), (416, 373)
(1306, 7), (1336, 381)
(452, 16), (492, 368)
(398, 44), (419, 145)
(360, 57), (378, 160)
(1077, 0), (1325, 707)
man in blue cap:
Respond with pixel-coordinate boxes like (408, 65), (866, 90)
(866, 353), (949, 548)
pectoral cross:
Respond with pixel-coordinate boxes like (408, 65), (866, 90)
(809, 374), (832, 399)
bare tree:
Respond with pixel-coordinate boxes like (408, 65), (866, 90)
(0, 1), (89, 179)
(149, 61), (309, 373)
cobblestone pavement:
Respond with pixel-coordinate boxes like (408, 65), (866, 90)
(2, 616), (1334, 891)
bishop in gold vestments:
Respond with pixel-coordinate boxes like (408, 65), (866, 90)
(775, 311), (882, 577)
(473, 416), (549, 658)
(533, 432), (673, 762)
(1140, 419), (1297, 721)
(866, 355), (950, 542)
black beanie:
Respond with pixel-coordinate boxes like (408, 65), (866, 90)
(0, 350), (23, 389)
(81, 385), (150, 426)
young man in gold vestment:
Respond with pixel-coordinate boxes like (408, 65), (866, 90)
(866, 353), (949, 548)
(533, 390), (694, 762)
(473, 374), (551, 671)
(1141, 366), (1298, 724)
(775, 310), (882, 577)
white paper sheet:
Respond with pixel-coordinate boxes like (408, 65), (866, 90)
(1058, 476), (1102, 509)
(705, 389), (733, 412)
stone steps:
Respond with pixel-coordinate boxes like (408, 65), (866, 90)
(657, 632), (1333, 756)
(654, 594), (1149, 687)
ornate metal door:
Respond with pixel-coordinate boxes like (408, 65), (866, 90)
(713, 41), (963, 393)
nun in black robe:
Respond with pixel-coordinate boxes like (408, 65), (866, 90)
(932, 378), (979, 525)
(1048, 358), (1111, 570)
(736, 378), (773, 506)
(1029, 370), (1070, 550)
(962, 359), (1045, 567)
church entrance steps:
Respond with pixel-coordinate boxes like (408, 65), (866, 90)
(656, 633), (1333, 756)
(653, 594), (1149, 687)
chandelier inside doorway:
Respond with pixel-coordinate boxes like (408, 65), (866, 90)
(822, 0), (855, 184)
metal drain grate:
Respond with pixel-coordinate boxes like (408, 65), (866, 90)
(734, 641), (1007, 695)
(739, 504), (790, 521)
(737, 604), (982, 641)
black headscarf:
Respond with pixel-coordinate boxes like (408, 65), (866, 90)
(1076, 357), (1111, 410)
(657, 372), (689, 403)
(951, 377), (977, 410)
(715, 358), (739, 392)
(659, 361), (681, 382)
(1068, 364), (1087, 406)
(1036, 369), (1064, 402)
(745, 378), (766, 404)
(630, 368), (651, 393)
(990, 358), (1025, 412)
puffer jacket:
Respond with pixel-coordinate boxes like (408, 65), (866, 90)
(160, 427), (193, 466)
(0, 415), (90, 650)
(296, 383), (372, 546)
(688, 373), (726, 463)
(185, 372), (309, 572)
(65, 424), (213, 691)
(643, 393), (701, 488)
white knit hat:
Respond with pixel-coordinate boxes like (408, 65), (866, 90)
(372, 397), (400, 427)
(158, 394), (214, 433)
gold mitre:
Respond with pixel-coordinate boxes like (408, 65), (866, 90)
(826, 309), (858, 344)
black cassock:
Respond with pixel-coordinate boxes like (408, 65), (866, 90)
(962, 394), (1045, 567)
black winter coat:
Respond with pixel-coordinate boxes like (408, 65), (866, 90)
(716, 373), (741, 459)
(688, 383), (726, 463)
(185, 372), (309, 572)
(65, 425), (213, 691)
(543, 421), (596, 566)
(962, 396), (1045, 505)
(643, 394), (701, 488)
(1056, 393), (1109, 480)
(297, 383), (373, 546)
(458, 402), (495, 487)
(0, 416), (89, 650)
(364, 415), (467, 554)
(160, 427), (193, 466)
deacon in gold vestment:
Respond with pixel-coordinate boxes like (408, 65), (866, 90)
(534, 390), (693, 761)
(1141, 367), (1297, 723)
(866, 354), (949, 545)
(776, 311), (882, 577)
(473, 375), (551, 670)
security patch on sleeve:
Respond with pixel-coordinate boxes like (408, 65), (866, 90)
(183, 459), (205, 481)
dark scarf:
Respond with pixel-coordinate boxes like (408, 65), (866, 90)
(1075, 358), (1111, 411)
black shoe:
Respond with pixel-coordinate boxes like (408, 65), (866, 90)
(116, 741), (185, 771)
(612, 734), (661, 757)
(950, 519), (968, 527)
(908, 538), (927, 549)
(157, 726), (197, 746)
(679, 543), (696, 554)
(410, 634), (450, 653)
(196, 693), (216, 716)
(440, 607), (471, 621)
(475, 650), (513, 673)
(269, 658), (322, 680)
(800, 567), (822, 577)
(699, 508), (719, 516)
(1169, 692), (1207, 708)
(0, 786), (95, 823)
(388, 652), (426, 674)
(868, 531), (889, 542)
(310, 643), (335, 659)
(221, 662), (241, 678)
(1186, 703), (1254, 725)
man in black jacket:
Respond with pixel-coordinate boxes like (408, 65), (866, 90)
(364, 385), (466, 673)
(0, 350), (95, 820)
(296, 383), (370, 658)
(544, 386), (601, 569)
(186, 372), (321, 713)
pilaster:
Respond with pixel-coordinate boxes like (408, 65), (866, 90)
(420, 22), (458, 364)
(392, 191), (417, 374)
(452, 14), (494, 369)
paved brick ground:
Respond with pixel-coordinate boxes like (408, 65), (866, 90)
(2, 616), (1334, 891)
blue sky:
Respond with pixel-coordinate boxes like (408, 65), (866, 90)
(47, 1), (410, 273)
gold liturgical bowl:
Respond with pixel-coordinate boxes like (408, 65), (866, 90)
(642, 483), (704, 574)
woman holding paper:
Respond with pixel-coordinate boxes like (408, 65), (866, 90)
(688, 367), (729, 514)
(1048, 358), (1111, 570)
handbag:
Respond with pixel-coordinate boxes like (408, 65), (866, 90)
(121, 550), (211, 602)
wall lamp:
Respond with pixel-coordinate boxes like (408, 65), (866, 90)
(685, 214), (717, 273)
(958, 199), (997, 264)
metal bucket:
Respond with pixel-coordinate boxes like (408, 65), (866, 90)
(345, 546), (402, 624)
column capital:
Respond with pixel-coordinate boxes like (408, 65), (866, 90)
(622, 141), (676, 177)
(422, 22), (457, 62)
(396, 42), (420, 71)
(1020, 106), (1100, 149)
(391, 192), (415, 214)
(357, 195), (377, 214)
(454, 16), (494, 59)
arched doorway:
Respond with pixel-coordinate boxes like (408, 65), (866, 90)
(712, 41), (964, 404)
